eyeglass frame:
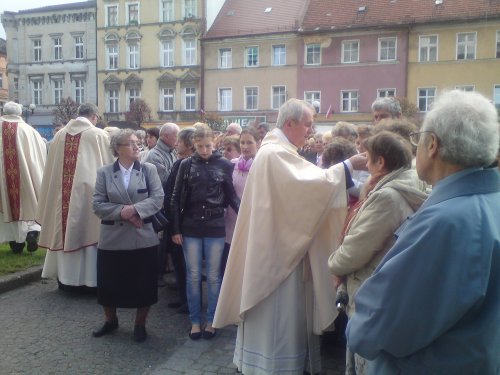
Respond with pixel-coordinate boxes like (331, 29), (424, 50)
(117, 141), (141, 148)
(409, 130), (436, 147)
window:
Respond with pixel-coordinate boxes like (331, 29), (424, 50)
(53, 80), (63, 105)
(494, 85), (500, 109)
(455, 85), (474, 92)
(183, 39), (196, 65)
(106, 5), (118, 27)
(342, 40), (359, 63)
(218, 88), (232, 111)
(377, 89), (396, 98)
(379, 37), (397, 61)
(161, 0), (174, 22)
(245, 46), (259, 67)
(128, 42), (140, 69)
(53, 38), (62, 60)
(419, 35), (438, 62)
(32, 81), (43, 105)
(107, 89), (119, 112)
(272, 45), (286, 66)
(184, 87), (196, 111)
(272, 86), (286, 109)
(127, 3), (140, 24)
(33, 39), (42, 62)
(127, 88), (141, 110)
(74, 79), (85, 104)
(161, 40), (174, 67)
(184, 0), (196, 18)
(304, 92), (320, 111)
(341, 90), (358, 112)
(457, 32), (476, 60)
(245, 87), (258, 110)
(219, 48), (232, 69)
(107, 44), (119, 70)
(496, 31), (500, 58)
(306, 44), (321, 65)
(74, 36), (84, 59)
(161, 88), (174, 111)
(417, 88), (436, 112)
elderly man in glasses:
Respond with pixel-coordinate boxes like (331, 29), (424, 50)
(347, 90), (500, 375)
(37, 103), (114, 292)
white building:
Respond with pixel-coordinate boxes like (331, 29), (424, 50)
(1, 1), (97, 134)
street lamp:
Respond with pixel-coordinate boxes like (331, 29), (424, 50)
(23, 103), (36, 123)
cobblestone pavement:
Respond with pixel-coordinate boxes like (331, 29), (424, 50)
(0, 277), (345, 375)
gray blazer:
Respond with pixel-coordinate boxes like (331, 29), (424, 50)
(93, 160), (164, 251)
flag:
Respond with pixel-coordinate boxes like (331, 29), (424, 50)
(325, 104), (332, 118)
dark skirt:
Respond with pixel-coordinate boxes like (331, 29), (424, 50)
(97, 246), (158, 308)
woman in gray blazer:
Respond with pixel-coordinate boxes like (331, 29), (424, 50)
(92, 129), (164, 343)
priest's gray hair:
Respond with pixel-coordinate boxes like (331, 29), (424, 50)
(110, 128), (135, 157)
(77, 103), (99, 118)
(422, 90), (499, 168)
(276, 99), (314, 129)
(3, 102), (22, 116)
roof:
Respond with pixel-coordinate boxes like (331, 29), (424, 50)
(205, 0), (307, 39)
(16, 1), (96, 15)
(301, 0), (500, 32)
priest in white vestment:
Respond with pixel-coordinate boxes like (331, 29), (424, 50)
(214, 99), (366, 374)
(37, 103), (114, 288)
(0, 102), (46, 253)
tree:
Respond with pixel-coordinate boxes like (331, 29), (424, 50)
(201, 112), (225, 132)
(125, 99), (152, 127)
(52, 97), (79, 125)
(397, 96), (420, 124)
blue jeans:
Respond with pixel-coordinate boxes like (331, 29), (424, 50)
(183, 236), (225, 325)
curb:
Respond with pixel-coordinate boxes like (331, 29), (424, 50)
(0, 265), (43, 295)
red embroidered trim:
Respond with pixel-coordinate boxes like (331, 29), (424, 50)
(2, 121), (20, 221)
(61, 133), (81, 245)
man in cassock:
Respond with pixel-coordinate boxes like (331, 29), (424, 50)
(37, 103), (114, 290)
(347, 90), (500, 375)
(213, 98), (366, 374)
(0, 102), (46, 253)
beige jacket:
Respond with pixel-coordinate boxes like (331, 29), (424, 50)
(328, 168), (428, 316)
(213, 129), (348, 334)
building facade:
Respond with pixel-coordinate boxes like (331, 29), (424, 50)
(1, 1), (97, 133)
(0, 38), (7, 114)
(96, 0), (205, 126)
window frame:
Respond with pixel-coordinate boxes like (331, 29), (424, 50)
(126, 88), (141, 111)
(160, 0), (174, 22)
(377, 88), (396, 98)
(184, 87), (196, 111)
(107, 89), (119, 113)
(53, 79), (63, 105)
(74, 36), (84, 59)
(127, 41), (140, 69)
(418, 34), (438, 62)
(126, 2), (140, 25)
(218, 87), (232, 111)
(106, 43), (119, 70)
(161, 87), (175, 111)
(183, 39), (197, 66)
(305, 44), (321, 65)
(218, 48), (232, 69)
(456, 32), (476, 60)
(272, 44), (286, 66)
(33, 39), (42, 62)
(417, 87), (436, 112)
(341, 40), (359, 64)
(455, 85), (475, 92)
(304, 91), (321, 111)
(53, 37), (62, 61)
(184, 0), (197, 18)
(105, 4), (119, 27)
(378, 37), (397, 62)
(271, 86), (286, 110)
(32, 80), (43, 105)
(245, 46), (259, 68)
(496, 31), (500, 59)
(245, 86), (258, 111)
(74, 79), (85, 104)
(341, 90), (359, 112)
(493, 84), (500, 109)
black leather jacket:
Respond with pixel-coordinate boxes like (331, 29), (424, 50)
(170, 151), (240, 237)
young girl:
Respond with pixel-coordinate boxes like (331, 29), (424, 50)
(222, 127), (262, 275)
(170, 124), (240, 340)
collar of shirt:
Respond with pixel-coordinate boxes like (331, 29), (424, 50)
(119, 162), (134, 189)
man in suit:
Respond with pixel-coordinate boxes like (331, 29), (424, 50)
(0, 101), (46, 253)
(37, 103), (114, 291)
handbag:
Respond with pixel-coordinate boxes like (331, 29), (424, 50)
(143, 164), (169, 233)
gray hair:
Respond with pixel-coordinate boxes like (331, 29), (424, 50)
(3, 101), (22, 116)
(276, 99), (314, 129)
(226, 122), (242, 134)
(422, 90), (499, 168)
(371, 97), (401, 117)
(77, 103), (99, 117)
(135, 129), (146, 139)
(110, 128), (135, 157)
(178, 127), (195, 151)
(160, 122), (179, 137)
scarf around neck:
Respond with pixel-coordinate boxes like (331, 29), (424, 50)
(237, 156), (253, 172)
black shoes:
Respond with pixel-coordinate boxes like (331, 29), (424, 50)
(189, 331), (202, 340)
(92, 319), (119, 338)
(167, 301), (184, 308)
(202, 329), (216, 340)
(26, 231), (39, 252)
(133, 325), (147, 342)
(9, 241), (24, 254)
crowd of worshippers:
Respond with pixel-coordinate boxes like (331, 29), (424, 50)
(1, 91), (499, 374)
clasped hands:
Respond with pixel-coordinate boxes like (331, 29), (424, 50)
(120, 204), (143, 228)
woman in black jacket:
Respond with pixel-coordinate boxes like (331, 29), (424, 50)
(170, 124), (240, 340)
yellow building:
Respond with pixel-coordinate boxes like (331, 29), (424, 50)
(96, 0), (205, 126)
(408, 19), (500, 112)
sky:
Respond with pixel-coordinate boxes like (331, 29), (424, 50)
(0, 0), (85, 39)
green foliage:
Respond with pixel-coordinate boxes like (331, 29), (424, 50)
(0, 244), (46, 276)
(125, 99), (152, 127)
(201, 112), (226, 132)
(52, 97), (79, 125)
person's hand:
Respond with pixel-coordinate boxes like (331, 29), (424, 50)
(349, 153), (368, 171)
(172, 234), (183, 245)
(120, 205), (137, 220)
(129, 215), (143, 228)
(332, 275), (344, 289)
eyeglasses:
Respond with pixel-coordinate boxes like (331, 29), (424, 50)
(118, 141), (141, 148)
(409, 131), (434, 147)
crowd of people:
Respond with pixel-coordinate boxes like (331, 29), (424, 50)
(0, 90), (499, 374)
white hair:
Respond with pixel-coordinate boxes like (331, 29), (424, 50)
(276, 99), (314, 129)
(371, 97), (401, 117)
(422, 90), (499, 167)
(3, 102), (22, 116)
(226, 122), (242, 134)
(160, 122), (179, 137)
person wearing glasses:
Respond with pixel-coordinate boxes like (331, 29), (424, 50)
(38, 103), (114, 292)
(371, 97), (402, 124)
(92, 129), (164, 342)
(347, 90), (500, 375)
